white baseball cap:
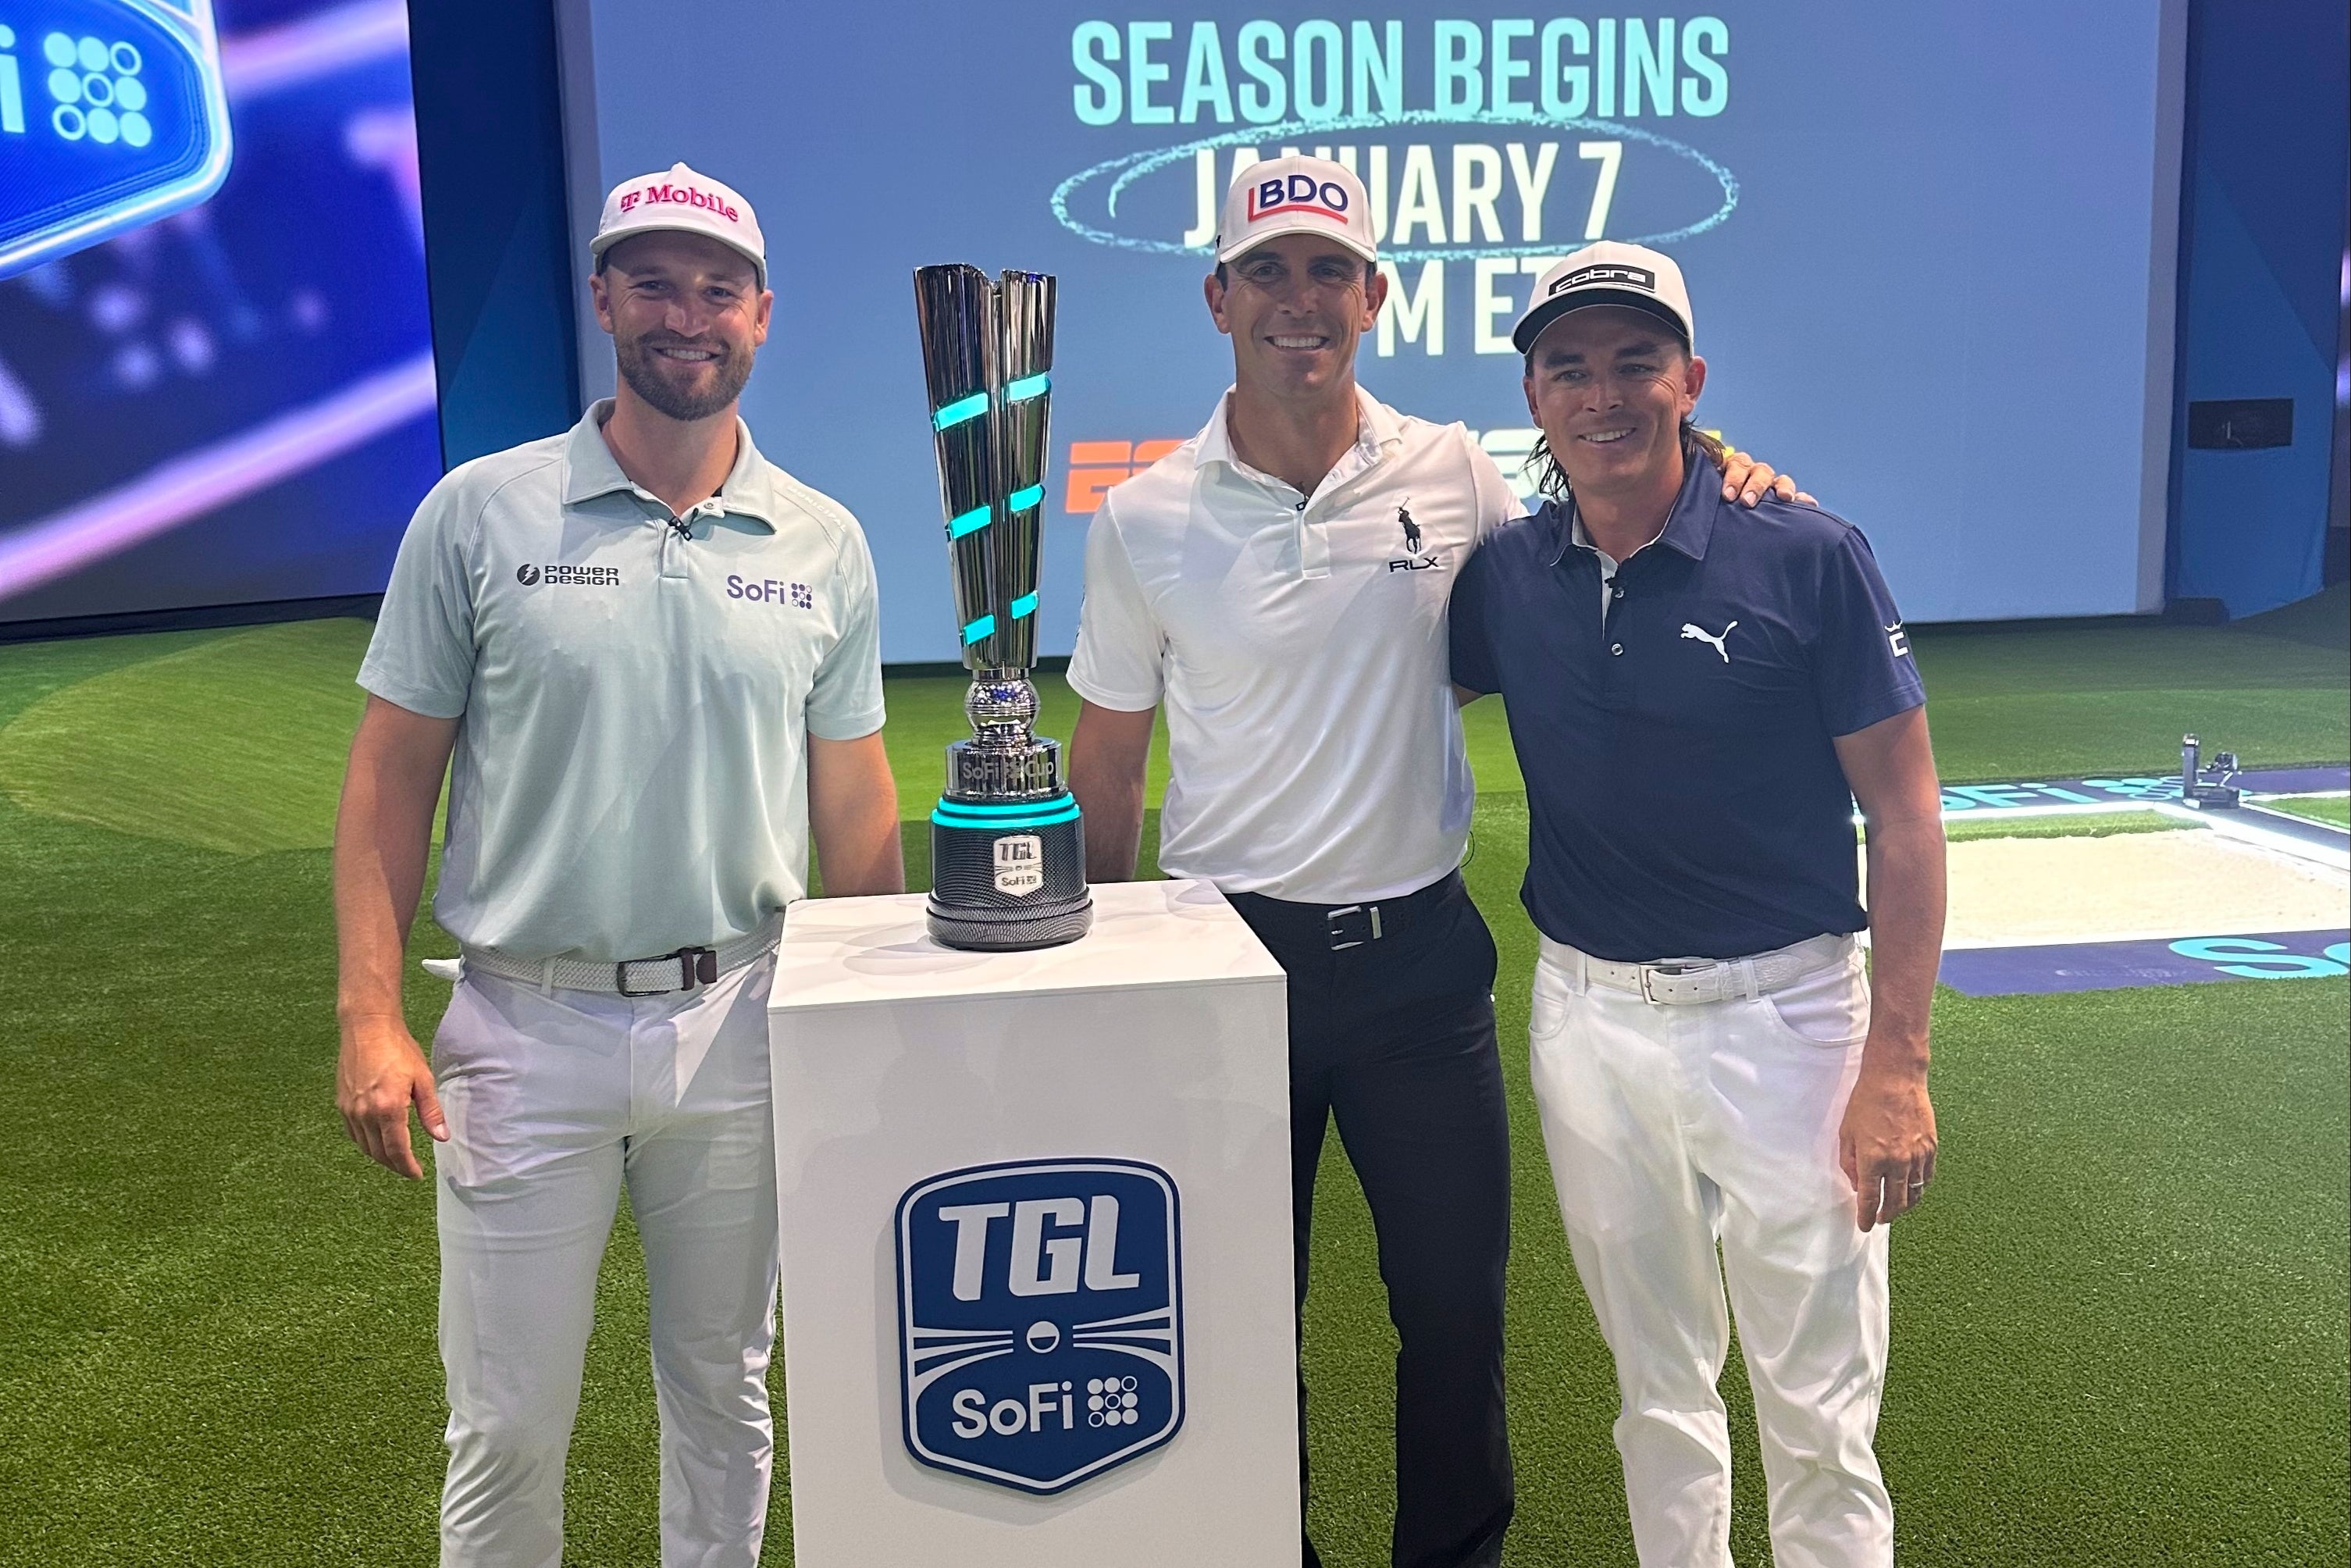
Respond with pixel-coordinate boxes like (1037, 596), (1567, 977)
(1216, 155), (1377, 265)
(590, 162), (767, 288)
(1512, 241), (1694, 355)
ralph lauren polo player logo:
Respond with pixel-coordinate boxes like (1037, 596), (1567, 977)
(517, 563), (621, 587)
(1387, 499), (1440, 573)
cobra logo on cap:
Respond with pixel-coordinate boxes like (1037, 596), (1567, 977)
(1246, 171), (1351, 225)
(1553, 263), (1656, 295)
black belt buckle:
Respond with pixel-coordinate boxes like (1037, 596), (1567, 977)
(616, 945), (718, 996)
(1326, 903), (1384, 951)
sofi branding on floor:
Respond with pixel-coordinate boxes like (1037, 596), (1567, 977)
(896, 1160), (1184, 1494)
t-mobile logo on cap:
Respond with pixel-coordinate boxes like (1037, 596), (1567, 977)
(621, 182), (739, 223)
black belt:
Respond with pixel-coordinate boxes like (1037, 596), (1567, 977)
(1226, 870), (1465, 953)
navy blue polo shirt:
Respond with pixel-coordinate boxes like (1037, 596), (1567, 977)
(1449, 458), (1925, 962)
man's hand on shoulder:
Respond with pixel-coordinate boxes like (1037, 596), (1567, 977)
(1715, 449), (1818, 509)
(337, 1013), (447, 1179)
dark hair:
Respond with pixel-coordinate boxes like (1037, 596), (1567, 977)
(1524, 419), (1726, 501)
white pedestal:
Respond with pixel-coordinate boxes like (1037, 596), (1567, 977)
(769, 878), (1298, 1566)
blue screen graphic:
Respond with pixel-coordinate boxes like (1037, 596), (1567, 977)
(0, 0), (232, 278)
(0, 0), (436, 626)
(581, 1), (2184, 660)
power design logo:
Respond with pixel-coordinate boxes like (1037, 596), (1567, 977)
(896, 1160), (1183, 1495)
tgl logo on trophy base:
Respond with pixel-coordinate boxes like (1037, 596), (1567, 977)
(896, 1160), (1184, 1494)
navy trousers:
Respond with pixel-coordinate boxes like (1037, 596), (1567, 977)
(1229, 871), (1515, 1568)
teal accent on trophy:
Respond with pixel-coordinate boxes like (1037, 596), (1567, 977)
(1010, 592), (1039, 619)
(932, 391), (988, 430)
(947, 504), (990, 538)
(960, 614), (996, 643)
(1005, 372), (1050, 402)
(1006, 484), (1045, 512)
(931, 793), (1083, 830)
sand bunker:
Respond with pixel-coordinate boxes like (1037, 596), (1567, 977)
(1933, 828), (2350, 948)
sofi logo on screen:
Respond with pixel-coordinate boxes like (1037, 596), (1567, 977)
(896, 1159), (1183, 1495)
(0, 0), (233, 279)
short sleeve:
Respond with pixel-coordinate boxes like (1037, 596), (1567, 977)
(1065, 496), (1165, 711)
(358, 481), (478, 719)
(1461, 429), (1528, 544)
(1448, 536), (1502, 696)
(806, 520), (888, 741)
(1813, 524), (1926, 736)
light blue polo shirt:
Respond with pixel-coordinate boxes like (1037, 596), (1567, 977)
(358, 401), (886, 964)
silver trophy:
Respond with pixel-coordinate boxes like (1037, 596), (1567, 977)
(912, 265), (1092, 950)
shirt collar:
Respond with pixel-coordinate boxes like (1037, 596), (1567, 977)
(561, 398), (781, 531)
(1542, 452), (1720, 565)
(1193, 381), (1403, 476)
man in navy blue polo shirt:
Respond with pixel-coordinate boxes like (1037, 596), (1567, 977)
(1449, 243), (1947, 1568)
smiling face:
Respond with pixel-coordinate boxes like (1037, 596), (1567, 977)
(1205, 233), (1386, 404)
(591, 230), (771, 422)
(1523, 305), (1706, 501)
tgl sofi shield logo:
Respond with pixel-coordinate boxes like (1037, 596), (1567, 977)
(896, 1159), (1182, 1494)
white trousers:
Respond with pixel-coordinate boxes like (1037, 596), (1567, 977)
(1529, 935), (1893, 1568)
(430, 957), (780, 1568)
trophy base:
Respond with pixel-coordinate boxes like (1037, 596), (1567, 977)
(925, 797), (1092, 952)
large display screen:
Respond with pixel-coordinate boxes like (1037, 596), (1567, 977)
(579, 1), (2182, 662)
(0, 0), (437, 627)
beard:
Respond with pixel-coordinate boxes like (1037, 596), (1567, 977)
(615, 333), (754, 422)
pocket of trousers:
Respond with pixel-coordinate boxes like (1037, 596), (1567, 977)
(1528, 957), (1575, 1042)
(1761, 953), (1869, 1047)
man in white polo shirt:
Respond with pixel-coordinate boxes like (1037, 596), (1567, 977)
(332, 162), (903, 1566)
(1065, 156), (1795, 1568)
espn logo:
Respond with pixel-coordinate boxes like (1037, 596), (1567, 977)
(1064, 439), (1184, 513)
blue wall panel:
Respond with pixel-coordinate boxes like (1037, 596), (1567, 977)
(2171, 0), (2349, 618)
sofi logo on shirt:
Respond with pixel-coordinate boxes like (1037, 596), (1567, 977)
(896, 1159), (1183, 1494)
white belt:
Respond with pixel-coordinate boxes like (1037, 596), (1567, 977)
(1546, 932), (1853, 1006)
(447, 912), (784, 996)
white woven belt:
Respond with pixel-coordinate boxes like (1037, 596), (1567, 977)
(447, 913), (784, 996)
(1579, 934), (1851, 1006)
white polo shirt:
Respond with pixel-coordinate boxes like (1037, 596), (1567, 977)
(358, 401), (886, 964)
(1067, 385), (1523, 903)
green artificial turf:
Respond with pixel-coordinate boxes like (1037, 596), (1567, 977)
(1941, 810), (2195, 843)
(1, 609), (2346, 1566)
(2263, 793), (2351, 828)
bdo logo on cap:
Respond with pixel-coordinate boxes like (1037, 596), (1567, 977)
(1246, 170), (1350, 224)
(896, 1159), (1183, 1494)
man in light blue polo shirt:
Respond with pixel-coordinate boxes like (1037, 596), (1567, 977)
(332, 162), (903, 1567)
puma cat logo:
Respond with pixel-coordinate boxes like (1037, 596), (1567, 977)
(1680, 621), (1737, 661)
